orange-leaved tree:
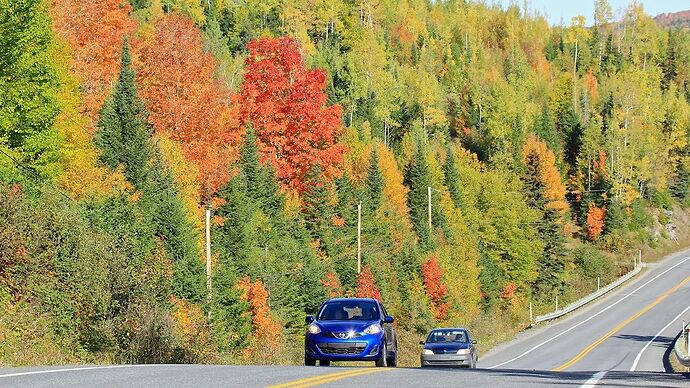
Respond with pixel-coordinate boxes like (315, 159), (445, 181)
(135, 13), (240, 197)
(586, 204), (606, 240)
(321, 272), (343, 298)
(50, 0), (137, 120)
(356, 265), (381, 301)
(236, 36), (346, 193)
(522, 136), (568, 215)
(237, 277), (283, 363)
(421, 256), (449, 320)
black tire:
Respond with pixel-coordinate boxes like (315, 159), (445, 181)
(387, 340), (397, 367)
(305, 355), (316, 366)
(386, 350), (397, 367)
(320, 360), (331, 367)
(375, 342), (387, 367)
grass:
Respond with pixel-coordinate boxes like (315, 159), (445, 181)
(669, 334), (690, 373)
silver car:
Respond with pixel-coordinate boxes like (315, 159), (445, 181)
(420, 328), (478, 368)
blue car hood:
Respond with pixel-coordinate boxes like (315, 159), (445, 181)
(314, 320), (379, 333)
(424, 342), (470, 352)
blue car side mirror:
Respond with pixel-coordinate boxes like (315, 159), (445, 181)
(383, 315), (394, 324)
(305, 315), (314, 324)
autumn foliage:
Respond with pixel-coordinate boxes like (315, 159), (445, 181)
(321, 272), (343, 298)
(135, 13), (240, 196)
(356, 266), (382, 301)
(50, 0), (137, 120)
(586, 204), (606, 241)
(236, 36), (346, 192)
(237, 277), (282, 362)
(421, 256), (449, 320)
(522, 137), (568, 215)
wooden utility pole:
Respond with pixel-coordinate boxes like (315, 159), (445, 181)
(428, 186), (432, 231)
(205, 204), (212, 296)
(357, 201), (362, 274)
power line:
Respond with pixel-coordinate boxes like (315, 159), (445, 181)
(0, 147), (72, 201)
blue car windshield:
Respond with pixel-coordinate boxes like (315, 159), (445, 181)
(426, 330), (468, 343)
(318, 301), (380, 321)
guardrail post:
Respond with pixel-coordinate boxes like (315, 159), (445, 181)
(555, 295), (559, 311)
(597, 277), (600, 291)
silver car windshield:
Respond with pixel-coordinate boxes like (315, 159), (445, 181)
(318, 301), (380, 321)
(427, 330), (468, 343)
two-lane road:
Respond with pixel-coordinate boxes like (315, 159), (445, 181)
(480, 248), (690, 375)
(2, 249), (690, 387)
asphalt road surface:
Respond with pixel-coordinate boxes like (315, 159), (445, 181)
(2, 249), (690, 387)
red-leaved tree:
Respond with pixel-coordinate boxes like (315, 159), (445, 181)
(135, 13), (240, 196)
(236, 36), (346, 193)
(356, 266), (382, 301)
(421, 256), (449, 320)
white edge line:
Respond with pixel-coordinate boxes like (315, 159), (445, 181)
(485, 255), (690, 369)
(629, 304), (690, 371)
(581, 370), (607, 388)
(0, 364), (165, 379)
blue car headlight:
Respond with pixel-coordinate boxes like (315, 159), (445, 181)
(307, 323), (321, 335)
(363, 324), (382, 335)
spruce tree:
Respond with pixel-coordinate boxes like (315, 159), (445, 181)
(240, 123), (261, 198)
(662, 30), (677, 91)
(533, 106), (559, 154)
(142, 145), (204, 301)
(95, 38), (152, 190)
(406, 143), (432, 247)
(365, 148), (384, 211)
(522, 151), (567, 297)
(302, 168), (333, 242)
(444, 148), (462, 209)
(558, 103), (582, 169)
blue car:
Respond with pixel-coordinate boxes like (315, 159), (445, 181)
(304, 298), (397, 367)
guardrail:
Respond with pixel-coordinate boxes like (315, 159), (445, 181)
(673, 323), (690, 369)
(532, 256), (643, 325)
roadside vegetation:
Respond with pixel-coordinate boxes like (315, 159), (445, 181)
(2, 0), (690, 366)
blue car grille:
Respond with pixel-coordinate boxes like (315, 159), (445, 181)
(317, 342), (367, 355)
(326, 332), (363, 339)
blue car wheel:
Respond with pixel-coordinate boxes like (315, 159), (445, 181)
(375, 341), (387, 367)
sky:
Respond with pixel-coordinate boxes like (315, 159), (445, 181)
(495, 0), (690, 26)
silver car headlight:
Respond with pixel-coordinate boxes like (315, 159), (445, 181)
(422, 349), (434, 355)
(363, 324), (382, 335)
(307, 323), (321, 334)
(456, 348), (470, 355)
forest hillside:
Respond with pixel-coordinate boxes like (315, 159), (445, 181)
(2, 0), (690, 366)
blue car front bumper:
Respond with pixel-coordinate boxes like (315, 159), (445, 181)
(305, 333), (384, 361)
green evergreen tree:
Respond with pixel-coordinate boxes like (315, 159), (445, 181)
(521, 152), (567, 297)
(662, 30), (677, 92)
(302, 167), (333, 243)
(142, 145), (204, 301)
(444, 148), (462, 209)
(533, 106), (560, 155)
(365, 148), (384, 211)
(95, 38), (152, 190)
(558, 103), (582, 169)
(406, 143), (433, 248)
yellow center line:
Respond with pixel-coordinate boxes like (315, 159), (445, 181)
(268, 368), (389, 388)
(552, 275), (690, 372)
